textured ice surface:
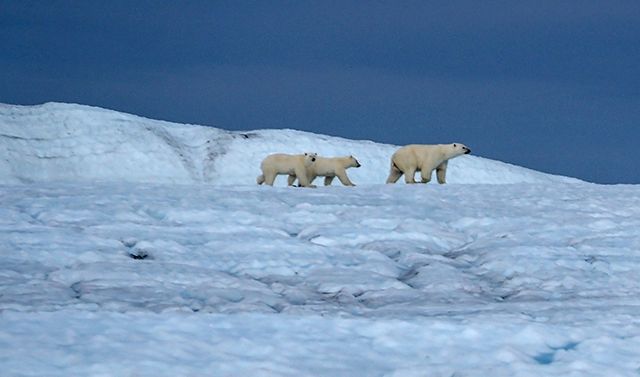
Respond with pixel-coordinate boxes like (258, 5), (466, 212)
(1, 103), (639, 376)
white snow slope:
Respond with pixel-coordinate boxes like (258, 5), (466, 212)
(0, 102), (578, 186)
(2, 103), (640, 377)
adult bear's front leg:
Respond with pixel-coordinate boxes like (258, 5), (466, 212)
(435, 160), (448, 184)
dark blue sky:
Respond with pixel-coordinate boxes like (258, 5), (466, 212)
(2, 1), (639, 184)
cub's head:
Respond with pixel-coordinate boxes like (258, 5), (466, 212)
(303, 152), (318, 167)
(451, 143), (471, 156)
(348, 155), (361, 168)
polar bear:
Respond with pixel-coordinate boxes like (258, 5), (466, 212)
(257, 152), (318, 187)
(386, 143), (470, 184)
(288, 155), (361, 187)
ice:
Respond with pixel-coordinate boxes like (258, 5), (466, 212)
(0, 102), (580, 186)
(1, 103), (640, 376)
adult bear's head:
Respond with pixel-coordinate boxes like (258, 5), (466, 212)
(452, 143), (471, 155)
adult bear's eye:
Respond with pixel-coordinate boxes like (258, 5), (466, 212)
(454, 144), (457, 147)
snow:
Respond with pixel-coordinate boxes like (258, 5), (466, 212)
(2, 102), (640, 376)
(0, 102), (579, 186)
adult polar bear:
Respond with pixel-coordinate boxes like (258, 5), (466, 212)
(386, 143), (471, 184)
(288, 155), (361, 187)
(257, 152), (318, 187)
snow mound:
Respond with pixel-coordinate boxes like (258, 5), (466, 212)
(0, 102), (580, 185)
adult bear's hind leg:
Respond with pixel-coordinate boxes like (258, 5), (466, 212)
(386, 162), (404, 184)
(264, 171), (277, 186)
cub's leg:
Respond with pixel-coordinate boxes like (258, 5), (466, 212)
(294, 166), (316, 188)
(335, 171), (355, 186)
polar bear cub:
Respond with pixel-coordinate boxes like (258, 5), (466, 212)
(257, 152), (318, 187)
(288, 155), (361, 187)
(386, 143), (470, 184)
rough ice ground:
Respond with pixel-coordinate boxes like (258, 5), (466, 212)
(1, 103), (640, 376)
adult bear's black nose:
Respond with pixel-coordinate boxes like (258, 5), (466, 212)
(465, 148), (471, 154)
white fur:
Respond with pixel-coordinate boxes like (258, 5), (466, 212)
(386, 143), (470, 184)
(257, 153), (318, 187)
(288, 155), (361, 186)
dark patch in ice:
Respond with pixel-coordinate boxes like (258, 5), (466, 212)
(584, 256), (597, 264)
(145, 126), (201, 181)
(128, 250), (149, 260)
(70, 282), (81, 299)
(497, 292), (517, 301)
(397, 269), (419, 282)
(359, 241), (408, 260)
(268, 303), (285, 313)
(202, 137), (232, 181)
(533, 352), (555, 365)
(258, 274), (303, 286)
(397, 268), (421, 289)
(442, 250), (469, 260)
(533, 342), (579, 365)
(237, 132), (257, 139)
